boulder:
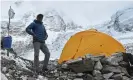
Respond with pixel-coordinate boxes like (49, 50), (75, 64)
(93, 70), (103, 80)
(54, 73), (60, 77)
(122, 76), (131, 80)
(111, 74), (123, 80)
(93, 70), (101, 76)
(73, 78), (83, 80)
(27, 77), (36, 80)
(121, 67), (130, 76)
(85, 54), (105, 61)
(94, 61), (103, 70)
(119, 61), (129, 67)
(68, 58), (95, 73)
(101, 53), (123, 66)
(103, 72), (114, 79)
(77, 73), (84, 77)
(61, 64), (68, 69)
(65, 58), (82, 64)
(83, 74), (94, 80)
(102, 65), (121, 73)
(2, 67), (7, 73)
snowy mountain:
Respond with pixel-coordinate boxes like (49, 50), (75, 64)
(1, 1), (133, 60)
(105, 8), (133, 32)
(93, 8), (133, 44)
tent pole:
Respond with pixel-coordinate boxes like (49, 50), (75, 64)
(8, 17), (10, 36)
(7, 6), (11, 56)
(7, 49), (9, 56)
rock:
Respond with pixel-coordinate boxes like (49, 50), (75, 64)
(73, 78), (83, 80)
(130, 76), (133, 80)
(94, 76), (104, 80)
(2, 67), (7, 73)
(122, 76), (131, 80)
(60, 75), (67, 78)
(103, 72), (114, 79)
(101, 57), (109, 64)
(61, 64), (68, 69)
(5, 73), (10, 77)
(1, 57), (16, 68)
(93, 70), (103, 80)
(1, 73), (8, 80)
(121, 67), (130, 76)
(94, 61), (103, 70)
(48, 78), (56, 80)
(109, 53), (123, 66)
(107, 57), (119, 66)
(91, 55), (105, 61)
(64, 72), (68, 75)
(83, 74), (94, 80)
(58, 77), (65, 80)
(54, 73), (59, 77)
(119, 61), (129, 67)
(8, 69), (14, 75)
(68, 59), (94, 73)
(38, 75), (47, 80)
(20, 76), (28, 80)
(1, 51), (132, 80)
(47, 64), (57, 70)
(85, 54), (105, 61)
(54, 69), (58, 73)
(111, 74), (122, 80)
(93, 70), (101, 76)
(102, 65), (121, 73)
(66, 58), (82, 64)
(101, 53), (123, 66)
(77, 73), (84, 77)
(27, 77), (36, 80)
(68, 72), (76, 77)
(120, 73), (126, 76)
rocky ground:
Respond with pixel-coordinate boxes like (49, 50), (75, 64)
(1, 44), (133, 80)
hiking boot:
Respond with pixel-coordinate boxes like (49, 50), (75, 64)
(42, 66), (49, 71)
(37, 70), (46, 76)
(41, 67), (49, 76)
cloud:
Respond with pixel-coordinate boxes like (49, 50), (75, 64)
(1, 1), (133, 26)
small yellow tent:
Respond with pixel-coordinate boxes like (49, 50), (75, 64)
(58, 29), (125, 64)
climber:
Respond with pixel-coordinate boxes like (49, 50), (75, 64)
(26, 14), (50, 74)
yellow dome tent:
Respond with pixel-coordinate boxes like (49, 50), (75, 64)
(58, 29), (125, 64)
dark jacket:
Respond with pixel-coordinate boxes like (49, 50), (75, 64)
(26, 20), (48, 43)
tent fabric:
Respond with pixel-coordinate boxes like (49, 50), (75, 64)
(58, 29), (125, 64)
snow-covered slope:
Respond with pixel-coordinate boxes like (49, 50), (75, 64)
(94, 8), (133, 45)
(1, 1), (133, 60)
(1, 73), (8, 80)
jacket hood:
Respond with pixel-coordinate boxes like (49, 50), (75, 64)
(34, 20), (43, 24)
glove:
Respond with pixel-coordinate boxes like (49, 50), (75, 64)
(33, 34), (37, 38)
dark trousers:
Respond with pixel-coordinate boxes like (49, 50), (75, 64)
(33, 42), (50, 72)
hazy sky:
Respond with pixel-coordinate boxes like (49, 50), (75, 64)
(1, 0), (133, 26)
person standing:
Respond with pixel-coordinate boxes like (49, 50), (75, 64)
(26, 14), (50, 74)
